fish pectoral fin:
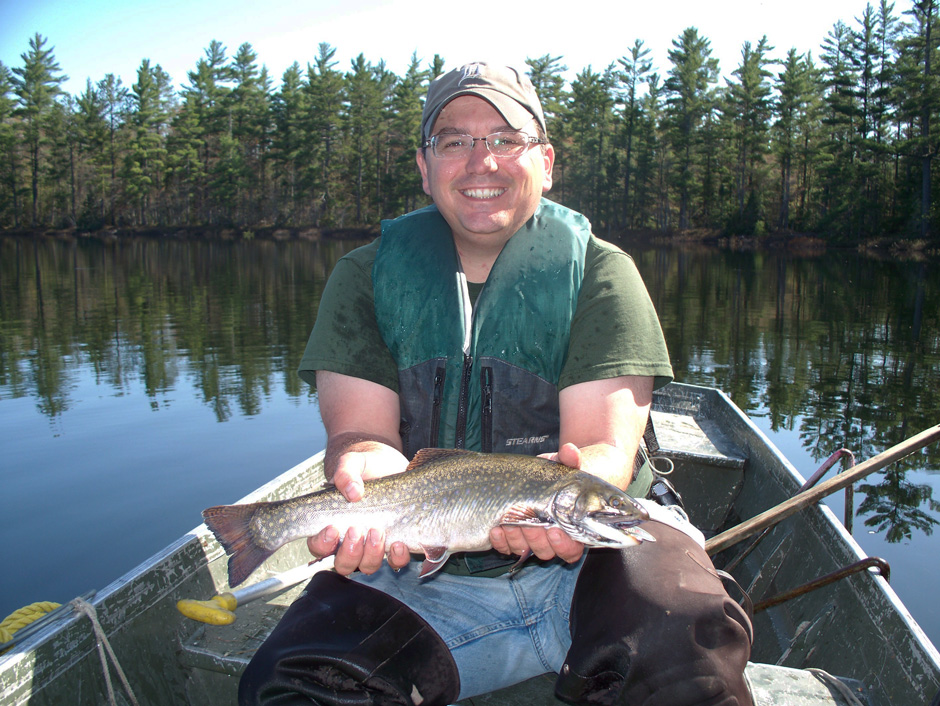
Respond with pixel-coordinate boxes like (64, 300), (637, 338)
(509, 549), (533, 573)
(499, 504), (551, 527)
(418, 546), (451, 578)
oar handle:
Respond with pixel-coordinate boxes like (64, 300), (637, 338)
(177, 561), (321, 625)
(706, 423), (940, 556)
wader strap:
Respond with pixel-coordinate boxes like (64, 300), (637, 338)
(632, 414), (660, 478)
(643, 413), (660, 454)
(628, 451), (655, 500)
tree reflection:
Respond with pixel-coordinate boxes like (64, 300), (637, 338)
(2, 236), (938, 542)
(858, 466), (940, 543)
(631, 244), (940, 544)
(0, 236), (357, 423)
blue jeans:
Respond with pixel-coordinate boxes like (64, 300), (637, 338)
(352, 556), (586, 700)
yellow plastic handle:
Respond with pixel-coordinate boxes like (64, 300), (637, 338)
(176, 593), (238, 625)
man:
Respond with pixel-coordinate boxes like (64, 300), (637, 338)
(240, 62), (753, 706)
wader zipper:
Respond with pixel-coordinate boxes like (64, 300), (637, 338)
(429, 366), (445, 448)
(454, 354), (473, 449)
(481, 366), (493, 453)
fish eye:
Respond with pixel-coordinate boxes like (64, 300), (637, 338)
(610, 496), (621, 507)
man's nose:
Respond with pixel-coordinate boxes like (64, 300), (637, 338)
(465, 141), (498, 173)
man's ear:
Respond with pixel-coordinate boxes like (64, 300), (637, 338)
(541, 143), (555, 193)
(416, 149), (432, 196)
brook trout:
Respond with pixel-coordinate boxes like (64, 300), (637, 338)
(203, 448), (654, 587)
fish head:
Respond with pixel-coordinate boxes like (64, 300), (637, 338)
(550, 472), (653, 547)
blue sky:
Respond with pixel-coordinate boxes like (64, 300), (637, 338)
(2, 0), (908, 96)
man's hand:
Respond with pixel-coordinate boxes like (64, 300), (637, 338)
(306, 448), (413, 575)
(308, 371), (414, 575)
(307, 525), (411, 576)
(489, 443), (586, 563)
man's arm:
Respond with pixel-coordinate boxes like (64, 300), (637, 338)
(308, 370), (412, 574)
(489, 374), (653, 562)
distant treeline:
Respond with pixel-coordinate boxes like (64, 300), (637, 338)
(2, 1), (940, 242)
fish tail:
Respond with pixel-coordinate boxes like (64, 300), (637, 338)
(202, 504), (275, 587)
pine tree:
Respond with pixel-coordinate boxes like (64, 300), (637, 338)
(303, 44), (344, 226)
(229, 43), (272, 224)
(46, 95), (77, 225)
(270, 62), (308, 223)
(616, 40), (654, 227)
(74, 79), (109, 229)
(385, 53), (427, 216)
(428, 55), (446, 81)
(819, 20), (862, 236)
(166, 93), (205, 224)
(664, 27), (719, 229)
(183, 40), (233, 223)
(526, 55), (568, 200)
(567, 65), (616, 226)
(10, 33), (67, 225)
(774, 49), (815, 229)
(902, 0), (940, 238)
(344, 54), (387, 224)
(725, 36), (775, 234)
(124, 60), (172, 225)
(873, 0), (902, 223)
(96, 73), (129, 225)
(0, 62), (19, 226)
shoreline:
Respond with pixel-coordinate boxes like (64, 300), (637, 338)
(2, 224), (938, 260)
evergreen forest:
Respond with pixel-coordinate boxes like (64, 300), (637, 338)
(3, 0), (940, 244)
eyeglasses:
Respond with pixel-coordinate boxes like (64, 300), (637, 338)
(422, 131), (548, 159)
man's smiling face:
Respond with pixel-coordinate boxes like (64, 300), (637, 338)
(416, 95), (554, 252)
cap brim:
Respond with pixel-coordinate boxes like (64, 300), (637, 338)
(423, 89), (538, 140)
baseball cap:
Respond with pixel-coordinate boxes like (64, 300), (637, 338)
(421, 62), (547, 142)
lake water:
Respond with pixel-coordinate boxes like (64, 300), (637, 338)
(1, 235), (938, 651)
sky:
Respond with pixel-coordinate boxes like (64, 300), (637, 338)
(1, 0), (911, 98)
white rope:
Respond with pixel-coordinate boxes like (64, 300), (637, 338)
(70, 598), (141, 706)
(806, 668), (867, 706)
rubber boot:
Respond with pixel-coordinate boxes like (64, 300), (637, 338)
(238, 571), (460, 706)
(555, 522), (754, 706)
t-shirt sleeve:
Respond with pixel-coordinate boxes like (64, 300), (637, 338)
(559, 238), (674, 390)
(297, 240), (400, 392)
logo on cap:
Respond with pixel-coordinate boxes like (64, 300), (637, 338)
(458, 63), (485, 85)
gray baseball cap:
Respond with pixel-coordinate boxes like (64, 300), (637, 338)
(421, 62), (547, 142)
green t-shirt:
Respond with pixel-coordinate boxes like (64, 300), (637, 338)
(299, 235), (674, 392)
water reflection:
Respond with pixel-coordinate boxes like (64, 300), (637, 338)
(630, 246), (940, 543)
(1, 237), (359, 423)
(1, 236), (939, 629)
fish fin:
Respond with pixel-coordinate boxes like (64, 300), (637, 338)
(407, 448), (478, 471)
(498, 504), (552, 527)
(509, 550), (533, 573)
(418, 546), (450, 577)
(202, 504), (276, 588)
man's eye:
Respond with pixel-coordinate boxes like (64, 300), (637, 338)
(439, 136), (469, 150)
(491, 135), (521, 147)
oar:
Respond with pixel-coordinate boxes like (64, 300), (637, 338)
(177, 561), (321, 625)
(706, 423), (940, 556)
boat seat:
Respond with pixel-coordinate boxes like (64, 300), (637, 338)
(649, 408), (746, 470)
(647, 408), (748, 532)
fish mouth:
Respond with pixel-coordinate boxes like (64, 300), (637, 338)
(579, 512), (655, 546)
(593, 509), (647, 528)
